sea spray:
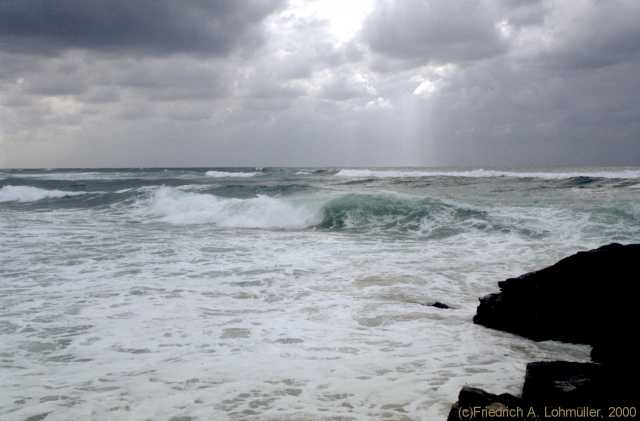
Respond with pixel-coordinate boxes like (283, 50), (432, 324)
(146, 186), (323, 228)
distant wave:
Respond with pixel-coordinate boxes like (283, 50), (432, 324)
(7, 171), (137, 181)
(335, 168), (640, 179)
(6, 170), (206, 181)
(0, 185), (86, 202)
(205, 170), (260, 178)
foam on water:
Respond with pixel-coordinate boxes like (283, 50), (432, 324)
(0, 185), (86, 202)
(205, 170), (260, 178)
(2, 167), (639, 420)
(336, 168), (640, 179)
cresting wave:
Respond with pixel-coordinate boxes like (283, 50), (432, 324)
(335, 168), (640, 179)
(205, 170), (260, 178)
(0, 185), (87, 202)
(143, 186), (489, 234)
(146, 186), (322, 228)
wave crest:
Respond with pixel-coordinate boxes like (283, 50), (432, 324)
(146, 187), (322, 228)
(205, 170), (260, 178)
(319, 193), (485, 233)
(0, 185), (86, 203)
(144, 187), (490, 236)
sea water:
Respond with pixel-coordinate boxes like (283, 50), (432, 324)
(2, 167), (639, 420)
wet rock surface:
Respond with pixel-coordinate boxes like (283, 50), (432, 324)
(448, 243), (640, 420)
(447, 387), (531, 421)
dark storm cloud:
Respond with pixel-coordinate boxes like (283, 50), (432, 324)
(0, 0), (284, 55)
(110, 57), (231, 100)
(361, 0), (640, 71)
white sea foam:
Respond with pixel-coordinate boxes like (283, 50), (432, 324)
(336, 168), (640, 179)
(0, 185), (86, 202)
(205, 170), (260, 178)
(176, 184), (217, 192)
(114, 186), (160, 194)
(146, 186), (322, 228)
(6, 168), (636, 420)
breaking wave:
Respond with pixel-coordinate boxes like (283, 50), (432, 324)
(143, 187), (491, 235)
(336, 168), (640, 179)
(146, 187), (322, 228)
(0, 185), (87, 203)
(318, 193), (484, 232)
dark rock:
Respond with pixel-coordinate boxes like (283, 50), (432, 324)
(521, 361), (638, 409)
(447, 387), (533, 421)
(431, 301), (451, 309)
(473, 243), (640, 367)
(522, 361), (604, 406)
(447, 244), (640, 420)
(448, 361), (638, 421)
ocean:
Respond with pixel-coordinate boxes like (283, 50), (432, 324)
(2, 167), (639, 420)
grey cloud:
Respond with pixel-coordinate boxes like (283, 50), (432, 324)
(110, 57), (231, 100)
(81, 87), (120, 104)
(0, 0), (284, 56)
(499, 0), (545, 27)
(265, 16), (364, 81)
(163, 102), (215, 122)
(405, 52), (640, 166)
(319, 74), (376, 102)
(363, 0), (506, 66)
(24, 70), (89, 96)
(2, 0), (640, 168)
(243, 79), (305, 100)
(0, 52), (44, 80)
(532, 2), (640, 70)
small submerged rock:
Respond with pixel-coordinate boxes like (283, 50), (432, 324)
(24, 413), (50, 421)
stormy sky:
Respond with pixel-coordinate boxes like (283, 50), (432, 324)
(1, 0), (639, 168)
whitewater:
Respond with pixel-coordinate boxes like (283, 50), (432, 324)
(1, 167), (639, 420)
